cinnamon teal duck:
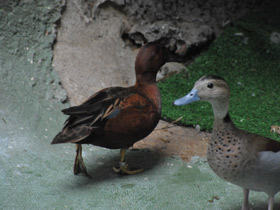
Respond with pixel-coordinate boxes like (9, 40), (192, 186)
(52, 41), (177, 175)
(174, 75), (280, 210)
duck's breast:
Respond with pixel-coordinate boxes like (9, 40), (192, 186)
(138, 84), (161, 114)
(208, 126), (257, 183)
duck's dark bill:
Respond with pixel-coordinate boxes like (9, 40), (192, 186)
(173, 89), (200, 106)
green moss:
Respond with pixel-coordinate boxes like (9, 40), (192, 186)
(159, 3), (280, 141)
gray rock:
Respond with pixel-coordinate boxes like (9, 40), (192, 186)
(270, 31), (280, 45)
(68, 0), (267, 58)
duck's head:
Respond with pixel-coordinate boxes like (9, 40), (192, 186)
(135, 41), (176, 85)
(174, 75), (230, 119)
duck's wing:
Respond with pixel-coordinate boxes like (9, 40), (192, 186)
(51, 87), (128, 144)
(261, 136), (280, 152)
(247, 131), (280, 153)
(243, 132), (280, 177)
(255, 135), (280, 181)
(51, 87), (151, 144)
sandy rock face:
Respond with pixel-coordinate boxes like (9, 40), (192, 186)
(53, 1), (137, 105)
(54, 0), (266, 105)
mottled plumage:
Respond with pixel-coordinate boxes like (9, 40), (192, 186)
(174, 75), (280, 210)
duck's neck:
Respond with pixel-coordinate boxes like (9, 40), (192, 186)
(210, 100), (237, 145)
(211, 99), (231, 126)
(135, 72), (157, 85)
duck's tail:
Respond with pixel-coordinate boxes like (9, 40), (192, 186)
(51, 126), (92, 144)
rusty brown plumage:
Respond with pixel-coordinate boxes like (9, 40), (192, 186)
(51, 41), (177, 175)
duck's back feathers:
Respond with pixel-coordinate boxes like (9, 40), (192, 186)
(252, 133), (280, 153)
(52, 125), (93, 144)
(51, 86), (157, 147)
(233, 125), (280, 153)
(51, 87), (126, 144)
(264, 139), (280, 152)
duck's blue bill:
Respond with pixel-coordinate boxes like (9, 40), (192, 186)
(173, 89), (200, 106)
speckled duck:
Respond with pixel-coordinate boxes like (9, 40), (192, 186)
(174, 75), (280, 210)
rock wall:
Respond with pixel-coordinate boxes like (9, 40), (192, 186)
(0, 0), (67, 133)
(53, 0), (136, 105)
(53, 0), (268, 105)
(78, 0), (268, 55)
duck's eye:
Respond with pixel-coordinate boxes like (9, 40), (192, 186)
(207, 83), (214, 89)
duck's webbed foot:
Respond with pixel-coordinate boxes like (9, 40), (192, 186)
(112, 148), (143, 175)
(113, 162), (143, 175)
(74, 144), (91, 178)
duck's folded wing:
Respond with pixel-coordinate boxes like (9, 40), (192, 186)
(51, 87), (125, 144)
(258, 151), (280, 171)
(251, 133), (280, 153)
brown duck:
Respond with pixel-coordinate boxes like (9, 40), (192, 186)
(52, 41), (176, 175)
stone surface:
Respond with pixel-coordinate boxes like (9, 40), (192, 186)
(0, 0), (67, 129)
(270, 31), (280, 44)
(53, 0), (268, 106)
(134, 121), (209, 162)
(74, 0), (269, 56)
(53, 0), (137, 105)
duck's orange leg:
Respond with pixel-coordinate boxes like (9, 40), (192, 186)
(113, 148), (143, 175)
